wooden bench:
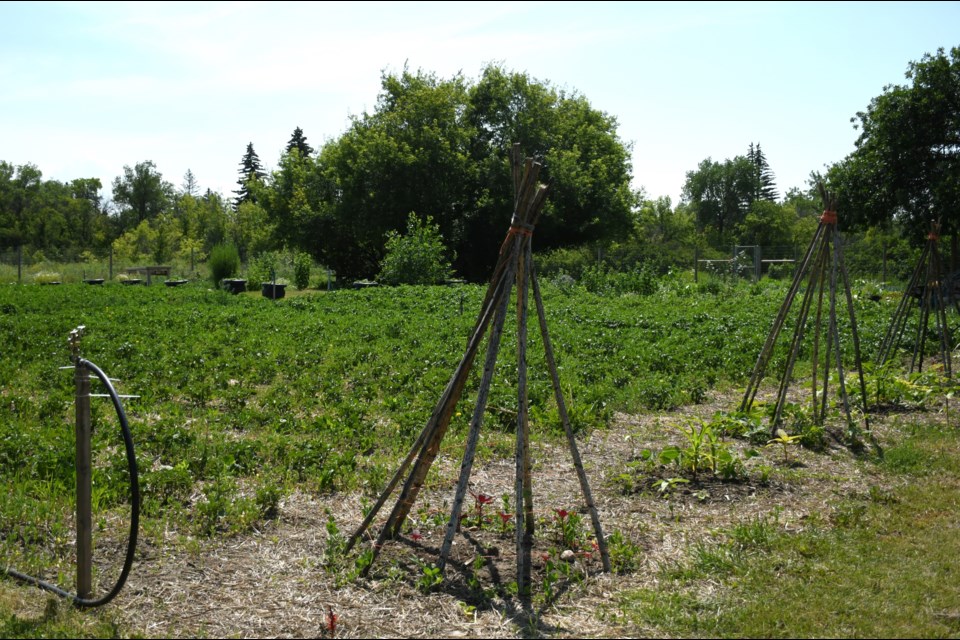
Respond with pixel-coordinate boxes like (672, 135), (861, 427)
(124, 266), (172, 285)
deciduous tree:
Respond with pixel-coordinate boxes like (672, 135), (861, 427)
(829, 46), (960, 262)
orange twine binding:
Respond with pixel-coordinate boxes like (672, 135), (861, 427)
(820, 210), (837, 224)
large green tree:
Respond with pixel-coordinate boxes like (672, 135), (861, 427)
(0, 162), (108, 257)
(681, 156), (758, 244)
(463, 64), (635, 279)
(111, 160), (174, 231)
(260, 149), (335, 255)
(315, 67), (474, 277)
(298, 63), (635, 279)
(748, 142), (778, 202)
(828, 46), (960, 261)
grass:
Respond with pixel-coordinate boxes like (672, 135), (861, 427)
(611, 416), (960, 638)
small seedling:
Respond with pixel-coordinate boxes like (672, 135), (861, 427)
(655, 477), (689, 496)
(416, 561), (443, 593)
(768, 428), (802, 464)
(469, 489), (494, 529)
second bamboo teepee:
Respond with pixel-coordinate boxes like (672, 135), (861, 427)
(876, 220), (953, 379)
(740, 184), (870, 441)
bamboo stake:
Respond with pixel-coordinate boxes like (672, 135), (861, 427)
(531, 269), (611, 571)
(828, 223), (854, 427)
(742, 184), (869, 438)
(381, 260), (514, 540)
(772, 239), (826, 431)
(346, 273), (511, 554)
(834, 226), (871, 431)
(348, 146), (610, 595)
(741, 223), (826, 412)
(877, 244), (928, 365)
(513, 232), (537, 597)
(436, 254), (517, 572)
(810, 242), (829, 423)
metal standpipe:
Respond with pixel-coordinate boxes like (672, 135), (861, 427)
(70, 326), (93, 599)
(4, 325), (140, 607)
(74, 367), (92, 597)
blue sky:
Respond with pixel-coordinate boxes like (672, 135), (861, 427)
(1, 1), (958, 207)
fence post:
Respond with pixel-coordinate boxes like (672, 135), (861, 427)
(882, 239), (887, 283)
(694, 247), (699, 283)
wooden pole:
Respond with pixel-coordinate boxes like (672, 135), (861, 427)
(532, 270), (611, 571)
(436, 262), (515, 571)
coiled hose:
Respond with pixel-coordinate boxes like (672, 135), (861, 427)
(3, 358), (140, 608)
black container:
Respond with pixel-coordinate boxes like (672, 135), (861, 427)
(261, 282), (286, 299)
(221, 279), (247, 294)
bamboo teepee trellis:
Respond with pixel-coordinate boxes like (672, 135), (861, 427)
(740, 184), (870, 437)
(345, 144), (610, 598)
(876, 220), (953, 379)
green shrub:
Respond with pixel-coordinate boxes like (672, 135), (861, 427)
(377, 212), (454, 286)
(247, 251), (281, 289)
(293, 252), (311, 290)
(209, 243), (240, 286)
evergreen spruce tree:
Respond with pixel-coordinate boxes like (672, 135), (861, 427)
(235, 142), (266, 208)
(182, 169), (199, 197)
(748, 142), (779, 202)
(285, 127), (314, 157)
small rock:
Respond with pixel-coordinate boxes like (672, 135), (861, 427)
(560, 549), (577, 562)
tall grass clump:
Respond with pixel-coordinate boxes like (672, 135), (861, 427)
(208, 243), (240, 286)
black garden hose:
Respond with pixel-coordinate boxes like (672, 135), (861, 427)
(3, 358), (140, 608)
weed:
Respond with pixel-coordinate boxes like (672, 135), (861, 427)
(607, 529), (643, 574)
(415, 560), (444, 594)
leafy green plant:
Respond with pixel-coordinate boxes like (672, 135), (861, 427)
(607, 529), (643, 574)
(246, 250), (281, 289)
(655, 477), (690, 496)
(377, 213), (454, 285)
(767, 429), (802, 465)
(416, 560), (444, 593)
(554, 508), (587, 549)
(293, 251), (312, 290)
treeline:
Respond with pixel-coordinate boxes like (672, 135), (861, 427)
(2, 48), (956, 283)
